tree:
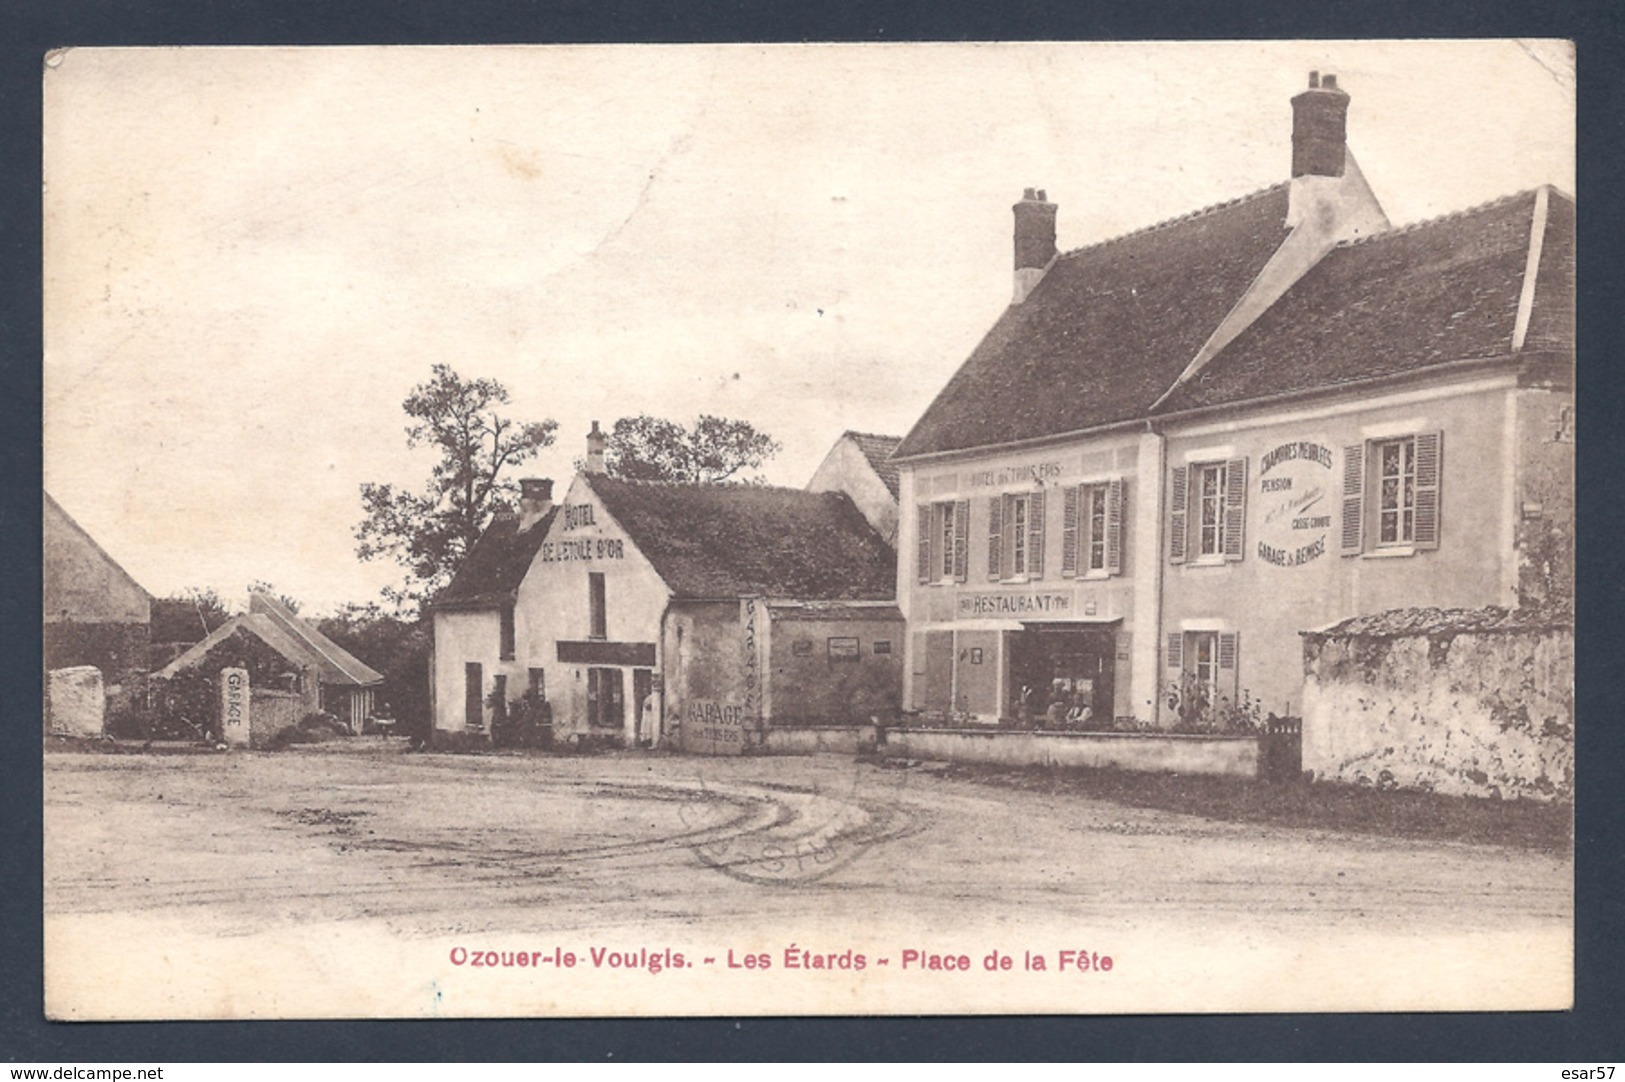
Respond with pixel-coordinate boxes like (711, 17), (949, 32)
(596, 413), (781, 484)
(246, 581), (300, 613)
(151, 587), (233, 645)
(356, 365), (558, 606)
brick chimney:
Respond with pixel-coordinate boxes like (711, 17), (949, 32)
(517, 477), (553, 531)
(584, 421), (606, 475)
(1012, 187), (1057, 304)
(1291, 71), (1350, 179)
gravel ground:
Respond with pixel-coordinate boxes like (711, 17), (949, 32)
(42, 743), (1573, 1018)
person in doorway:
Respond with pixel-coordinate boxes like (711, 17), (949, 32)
(1066, 694), (1093, 729)
(1045, 696), (1068, 730)
(640, 691), (659, 748)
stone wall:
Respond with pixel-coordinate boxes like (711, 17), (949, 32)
(46, 666), (105, 737)
(1301, 607), (1573, 801)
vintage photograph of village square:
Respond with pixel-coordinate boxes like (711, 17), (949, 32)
(42, 41), (1574, 1019)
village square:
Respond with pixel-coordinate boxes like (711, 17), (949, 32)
(42, 45), (1574, 1017)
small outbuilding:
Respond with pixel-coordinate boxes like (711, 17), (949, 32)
(155, 591), (384, 733)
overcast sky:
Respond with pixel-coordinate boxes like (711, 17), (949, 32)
(42, 40), (1574, 614)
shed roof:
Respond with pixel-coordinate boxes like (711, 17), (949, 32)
(432, 506), (559, 610)
(585, 475), (896, 601)
(894, 184), (1292, 459)
(155, 602), (383, 687)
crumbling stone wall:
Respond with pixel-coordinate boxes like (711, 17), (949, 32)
(1302, 608), (1572, 800)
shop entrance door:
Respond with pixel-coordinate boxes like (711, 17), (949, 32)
(1007, 626), (1116, 725)
(587, 667), (625, 732)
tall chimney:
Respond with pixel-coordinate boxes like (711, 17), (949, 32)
(517, 477), (553, 531)
(584, 420), (606, 475)
(1291, 71), (1350, 178)
(1012, 187), (1057, 304)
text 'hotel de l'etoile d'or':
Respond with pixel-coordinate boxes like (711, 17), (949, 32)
(424, 71), (1573, 766)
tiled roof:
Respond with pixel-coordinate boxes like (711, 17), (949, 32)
(586, 475), (896, 601)
(433, 506), (559, 610)
(894, 184), (1292, 459)
(249, 592), (384, 686)
(155, 609), (383, 687)
(845, 432), (903, 497)
(1157, 188), (1574, 413)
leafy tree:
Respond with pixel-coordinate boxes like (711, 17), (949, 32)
(595, 413), (781, 484)
(151, 587), (233, 645)
(356, 365), (558, 606)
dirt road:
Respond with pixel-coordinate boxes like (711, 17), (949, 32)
(43, 745), (1572, 1017)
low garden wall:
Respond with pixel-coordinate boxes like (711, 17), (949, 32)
(759, 725), (870, 756)
(881, 726), (1262, 778)
(1301, 606), (1573, 801)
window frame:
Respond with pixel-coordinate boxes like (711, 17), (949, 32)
(1341, 432), (1442, 558)
(1373, 436), (1417, 548)
(1195, 461), (1228, 560)
(1008, 493), (1031, 577)
(917, 499), (970, 585)
(1169, 458), (1247, 566)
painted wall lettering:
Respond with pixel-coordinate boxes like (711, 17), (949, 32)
(561, 503), (597, 531)
(1256, 440), (1335, 568)
(967, 462), (1064, 488)
(955, 592), (1073, 618)
(540, 537), (626, 562)
(220, 667), (250, 746)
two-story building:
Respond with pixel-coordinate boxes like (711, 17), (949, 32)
(892, 72), (1573, 729)
(430, 426), (903, 752)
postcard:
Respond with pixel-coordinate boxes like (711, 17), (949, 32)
(43, 40), (1575, 1019)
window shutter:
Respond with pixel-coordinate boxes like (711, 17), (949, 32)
(1027, 489), (1046, 578)
(1169, 465), (1188, 564)
(1218, 631), (1240, 704)
(1341, 444), (1365, 556)
(952, 500), (970, 582)
(986, 496), (1003, 581)
(1222, 457), (1247, 561)
(1413, 431), (1442, 550)
(1061, 485), (1080, 577)
(1165, 632), (1183, 672)
(1105, 478), (1124, 576)
(916, 504), (932, 583)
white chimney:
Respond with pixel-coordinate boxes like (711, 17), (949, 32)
(517, 477), (553, 531)
(584, 421), (606, 475)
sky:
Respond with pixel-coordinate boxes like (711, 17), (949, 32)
(42, 40), (1575, 615)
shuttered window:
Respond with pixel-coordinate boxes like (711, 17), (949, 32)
(1342, 432), (1442, 555)
(1177, 458), (1247, 563)
(918, 500), (971, 583)
(952, 500), (971, 582)
(1003, 491), (1046, 579)
(1067, 481), (1124, 576)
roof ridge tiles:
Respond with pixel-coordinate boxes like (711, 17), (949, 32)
(1335, 187), (1544, 249)
(1059, 180), (1290, 257)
